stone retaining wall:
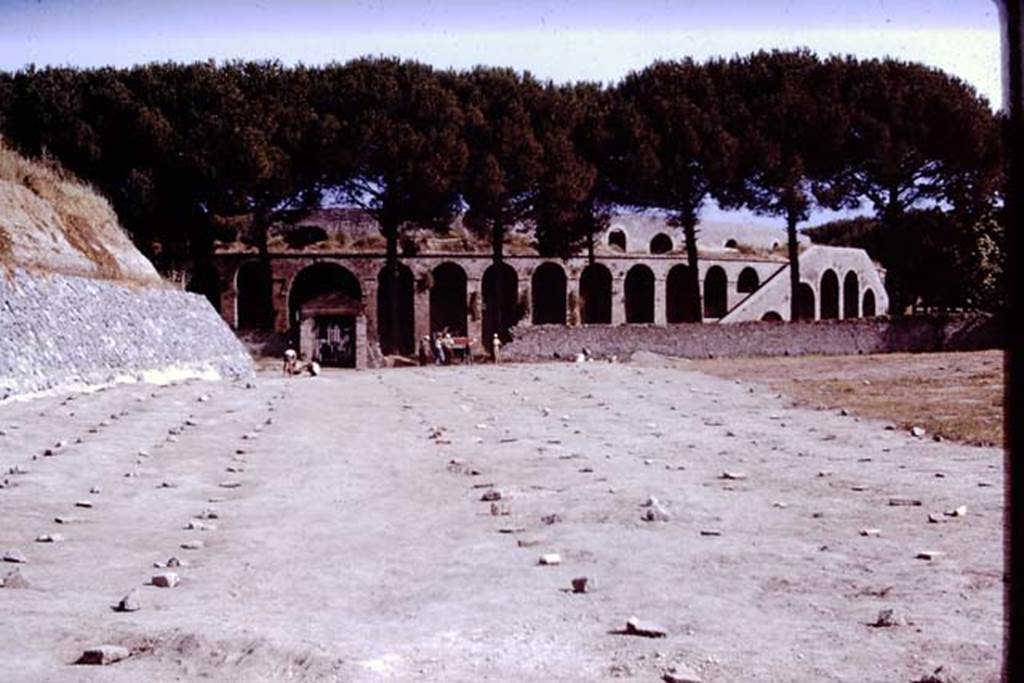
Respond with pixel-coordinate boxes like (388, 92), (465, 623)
(502, 315), (1003, 362)
(1, 269), (254, 401)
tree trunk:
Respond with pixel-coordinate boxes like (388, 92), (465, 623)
(586, 230), (595, 265)
(786, 207), (801, 322)
(678, 209), (704, 323)
(252, 208), (275, 330)
(382, 222), (401, 355)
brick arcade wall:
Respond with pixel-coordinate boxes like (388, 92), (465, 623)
(1, 269), (254, 401)
(501, 315), (1004, 362)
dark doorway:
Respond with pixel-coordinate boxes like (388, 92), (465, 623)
(666, 264), (700, 323)
(580, 264), (612, 324)
(796, 282), (816, 320)
(431, 262), (468, 336)
(187, 263), (221, 313)
(236, 260), (274, 329)
(625, 265), (655, 323)
(649, 233), (673, 254)
(531, 262), (567, 325)
(483, 262), (519, 349)
(704, 266), (728, 318)
(377, 264), (415, 356)
(762, 311), (783, 322)
(843, 271), (859, 318)
(314, 315), (356, 367)
(863, 288), (877, 317)
(737, 267), (760, 294)
(289, 262), (362, 327)
(821, 269), (840, 319)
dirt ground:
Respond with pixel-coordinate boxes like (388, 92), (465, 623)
(0, 355), (1004, 681)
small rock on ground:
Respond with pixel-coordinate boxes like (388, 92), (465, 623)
(116, 588), (141, 612)
(625, 616), (667, 638)
(3, 548), (28, 563)
(77, 645), (130, 665)
(151, 572), (180, 588)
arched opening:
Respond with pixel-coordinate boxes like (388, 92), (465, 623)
(236, 260), (274, 330)
(580, 263), (612, 324)
(796, 282), (816, 321)
(820, 269), (840, 319)
(430, 262), (467, 336)
(761, 311), (783, 322)
(625, 265), (655, 323)
(289, 262), (363, 367)
(737, 267), (760, 294)
(666, 264), (700, 323)
(863, 288), (877, 317)
(649, 233), (673, 254)
(608, 229), (627, 251)
(843, 271), (859, 319)
(703, 266), (728, 318)
(377, 264), (415, 356)
(724, 238), (738, 249)
(187, 263), (221, 313)
(531, 262), (567, 325)
(483, 262), (519, 349)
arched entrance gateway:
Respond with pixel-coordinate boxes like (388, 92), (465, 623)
(820, 269), (840, 319)
(376, 264), (415, 356)
(531, 262), (567, 325)
(579, 263), (611, 324)
(843, 271), (859, 318)
(289, 262), (364, 368)
(430, 263), (468, 336)
(483, 262), (519, 350)
(666, 264), (700, 323)
(625, 265), (655, 323)
(796, 282), (816, 321)
(863, 288), (877, 317)
(703, 266), (728, 319)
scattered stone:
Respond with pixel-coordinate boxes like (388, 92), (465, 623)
(1, 568), (30, 589)
(89, 486), (101, 494)
(859, 528), (882, 537)
(157, 481), (178, 489)
(916, 550), (944, 561)
(8, 465), (28, 475)
(226, 465), (244, 473)
(541, 514), (563, 525)
(571, 577), (589, 594)
(241, 433), (258, 440)
(912, 665), (962, 683)
(871, 608), (908, 627)
(219, 480), (243, 489)
(480, 489), (503, 502)
(538, 553), (562, 566)
(180, 540), (204, 550)
(910, 426), (926, 438)
(945, 505), (968, 518)
(115, 588), (142, 612)
(663, 665), (703, 683)
(517, 538), (544, 548)
(208, 496), (226, 503)
(185, 519), (216, 531)
(643, 505), (671, 523)
(498, 527), (525, 534)
(720, 471), (747, 481)
(641, 496), (660, 508)
(699, 529), (722, 537)
(3, 548), (28, 563)
(889, 498), (923, 507)
(928, 513), (943, 524)
(74, 500), (94, 509)
(933, 434), (943, 442)
(624, 616), (667, 638)
(199, 508), (220, 520)
(151, 572), (180, 588)
(35, 533), (64, 543)
(772, 501), (788, 509)
(54, 515), (84, 524)
(78, 645), (131, 665)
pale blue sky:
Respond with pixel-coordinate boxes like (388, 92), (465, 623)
(0, 1), (1004, 226)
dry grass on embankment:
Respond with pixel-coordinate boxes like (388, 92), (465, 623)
(692, 350), (1004, 447)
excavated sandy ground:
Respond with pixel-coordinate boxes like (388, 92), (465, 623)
(0, 358), (1004, 682)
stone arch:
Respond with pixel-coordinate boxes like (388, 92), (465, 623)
(288, 262), (363, 367)
(580, 263), (612, 324)
(724, 238), (738, 249)
(531, 262), (567, 325)
(649, 233), (673, 254)
(796, 282), (816, 321)
(703, 266), (728, 319)
(624, 264), (655, 323)
(483, 262), (519, 349)
(820, 269), (840, 319)
(430, 262), (468, 336)
(666, 264), (700, 323)
(843, 271), (859, 319)
(235, 260), (274, 330)
(608, 229), (627, 251)
(377, 264), (415, 356)
(187, 262), (221, 313)
(737, 267), (760, 294)
(761, 311), (783, 322)
(863, 288), (877, 317)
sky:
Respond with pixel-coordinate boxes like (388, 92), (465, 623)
(0, 0), (1006, 227)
